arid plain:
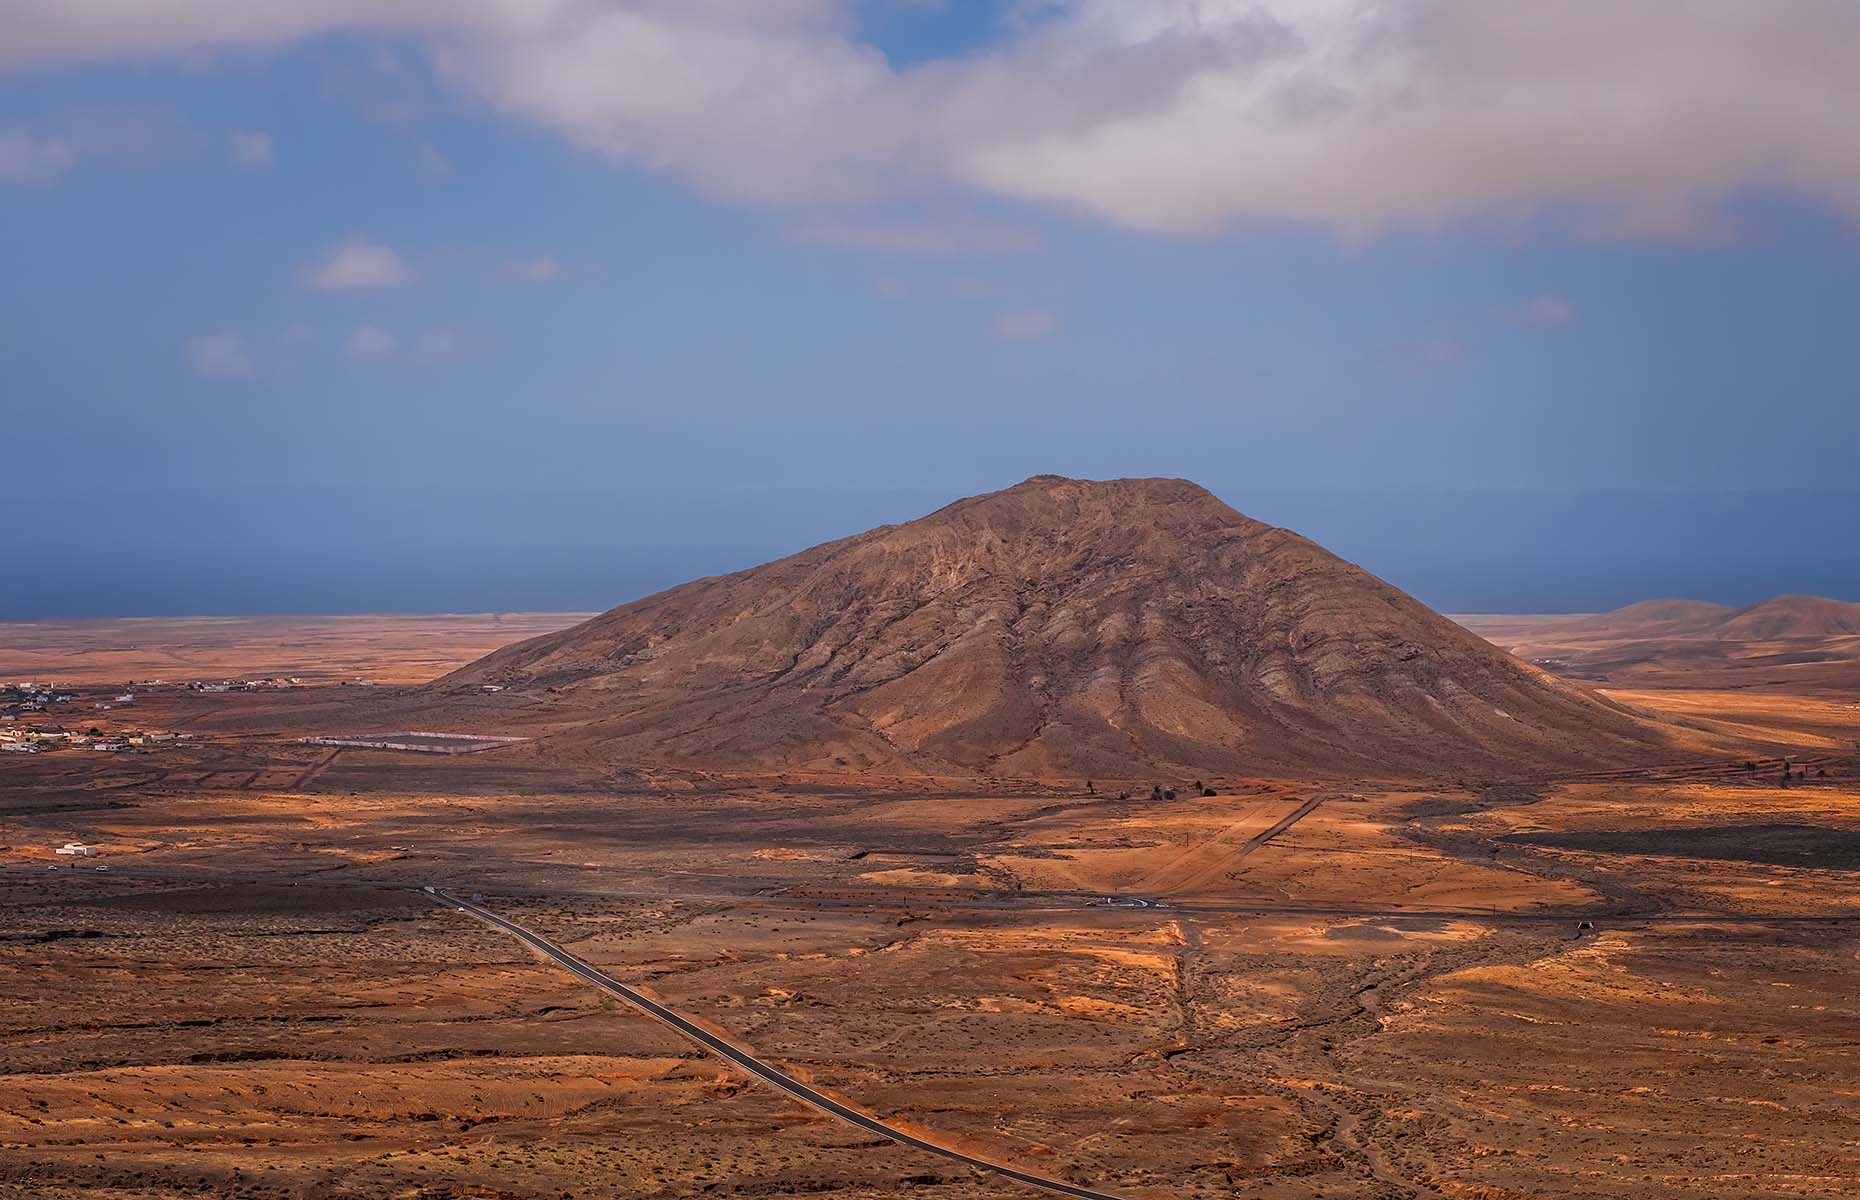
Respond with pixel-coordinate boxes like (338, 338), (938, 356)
(4, 611), (1857, 1200)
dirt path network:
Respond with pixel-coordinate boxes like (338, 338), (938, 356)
(1139, 794), (1326, 896)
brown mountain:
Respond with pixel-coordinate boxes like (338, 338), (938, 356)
(1488, 593), (1860, 692)
(1546, 599), (1734, 639)
(1717, 595), (1860, 640)
(439, 476), (1674, 778)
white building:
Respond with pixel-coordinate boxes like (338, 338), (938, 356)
(54, 842), (97, 857)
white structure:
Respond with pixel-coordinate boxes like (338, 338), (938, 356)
(54, 842), (97, 857)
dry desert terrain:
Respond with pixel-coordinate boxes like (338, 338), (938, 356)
(2, 613), (1857, 1199)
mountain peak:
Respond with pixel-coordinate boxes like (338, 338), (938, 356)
(438, 478), (1672, 779)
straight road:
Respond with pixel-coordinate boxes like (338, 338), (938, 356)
(1234, 795), (1325, 860)
(427, 889), (1133, 1200)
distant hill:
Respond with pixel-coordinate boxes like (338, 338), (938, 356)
(1489, 593), (1860, 692)
(1544, 599), (1735, 639)
(1717, 596), (1860, 640)
(434, 476), (1672, 779)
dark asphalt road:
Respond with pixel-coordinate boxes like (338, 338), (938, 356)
(429, 889), (1134, 1200)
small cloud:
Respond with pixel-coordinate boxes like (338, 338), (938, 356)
(993, 310), (1059, 341)
(1413, 337), (1465, 368)
(304, 240), (411, 290)
(347, 325), (397, 360)
(1522, 295), (1575, 326)
(502, 255), (562, 283)
(789, 217), (1040, 257)
(0, 129), (76, 184)
(187, 334), (253, 378)
(230, 130), (273, 166)
(413, 328), (462, 363)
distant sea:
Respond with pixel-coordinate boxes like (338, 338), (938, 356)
(8, 485), (1856, 619)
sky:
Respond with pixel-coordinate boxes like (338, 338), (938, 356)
(3, 1), (1858, 618)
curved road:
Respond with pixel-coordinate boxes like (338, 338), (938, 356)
(427, 889), (1132, 1200)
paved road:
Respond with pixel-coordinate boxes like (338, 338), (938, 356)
(1232, 795), (1324, 860)
(427, 889), (1133, 1200)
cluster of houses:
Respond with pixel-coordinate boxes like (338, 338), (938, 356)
(1, 682), (73, 715)
(180, 676), (304, 693)
(1, 726), (186, 754)
(1, 673), (310, 755)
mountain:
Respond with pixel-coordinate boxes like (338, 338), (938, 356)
(1544, 599), (1734, 639)
(1521, 596), (1860, 644)
(1486, 593), (1860, 692)
(1717, 595), (1860, 640)
(438, 476), (1673, 779)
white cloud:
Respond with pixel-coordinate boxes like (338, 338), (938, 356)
(230, 129), (272, 165)
(0, 129), (76, 183)
(1, 110), (201, 182)
(187, 333), (253, 378)
(993, 309), (1058, 341)
(1522, 296), (1574, 326)
(304, 240), (411, 290)
(347, 325), (397, 360)
(502, 255), (562, 283)
(5, 3), (1860, 238)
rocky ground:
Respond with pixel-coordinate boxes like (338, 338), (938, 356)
(3, 692), (1857, 1199)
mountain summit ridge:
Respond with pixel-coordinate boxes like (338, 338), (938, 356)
(441, 475), (1672, 777)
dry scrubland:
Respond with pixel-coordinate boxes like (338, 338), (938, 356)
(1, 617), (1858, 1199)
(0, 614), (590, 686)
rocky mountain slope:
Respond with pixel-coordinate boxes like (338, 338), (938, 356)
(439, 476), (1675, 778)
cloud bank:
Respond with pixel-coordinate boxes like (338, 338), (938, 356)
(6, 1), (1859, 237)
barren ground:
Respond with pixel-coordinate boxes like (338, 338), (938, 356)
(0, 614), (590, 685)
(3, 616), (1857, 1200)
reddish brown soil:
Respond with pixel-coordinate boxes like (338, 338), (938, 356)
(3, 590), (1856, 1199)
(3, 684), (1856, 1200)
(0, 614), (590, 686)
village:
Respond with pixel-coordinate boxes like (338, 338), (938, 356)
(0, 679), (228, 755)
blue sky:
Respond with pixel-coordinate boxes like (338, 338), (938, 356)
(3, 3), (1858, 617)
